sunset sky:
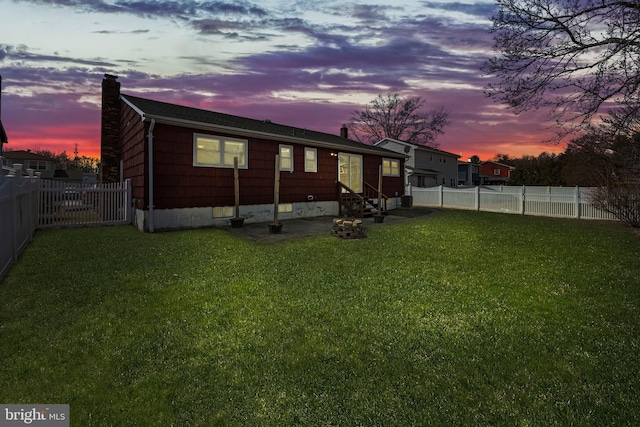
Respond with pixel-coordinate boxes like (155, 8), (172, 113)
(0, 0), (565, 161)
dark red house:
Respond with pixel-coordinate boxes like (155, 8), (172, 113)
(100, 75), (406, 231)
(479, 161), (515, 185)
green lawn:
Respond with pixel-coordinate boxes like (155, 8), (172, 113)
(1, 210), (639, 426)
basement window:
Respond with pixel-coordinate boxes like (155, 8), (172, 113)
(213, 206), (234, 218)
(278, 203), (293, 213)
(382, 158), (400, 177)
(194, 134), (248, 168)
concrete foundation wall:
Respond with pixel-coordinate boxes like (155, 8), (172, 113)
(132, 200), (341, 232)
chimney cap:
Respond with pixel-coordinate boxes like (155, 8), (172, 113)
(104, 74), (119, 80)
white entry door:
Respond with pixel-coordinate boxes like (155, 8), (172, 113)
(338, 153), (363, 193)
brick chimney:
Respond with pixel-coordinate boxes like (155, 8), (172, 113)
(100, 74), (121, 183)
(0, 75), (7, 156)
(340, 124), (348, 138)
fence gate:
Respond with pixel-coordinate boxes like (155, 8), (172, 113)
(38, 179), (132, 228)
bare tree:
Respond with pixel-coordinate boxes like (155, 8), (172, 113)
(31, 149), (100, 173)
(483, 0), (640, 137)
(348, 94), (450, 146)
(573, 118), (640, 227)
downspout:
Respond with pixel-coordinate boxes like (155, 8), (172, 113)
(147, 118), (156, 232)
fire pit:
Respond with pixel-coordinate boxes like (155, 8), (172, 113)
(331, 218), (365, 239)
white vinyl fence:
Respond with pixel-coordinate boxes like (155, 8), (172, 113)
(0, 165), (39, 282)
(38, 179), (132, 228)
(408, 185), (619, 220)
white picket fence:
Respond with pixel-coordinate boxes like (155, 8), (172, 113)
(0, 165), (40, 282)
(0, 161), (132, 282)
(408, 185), (619, 220)
(38, 179), (132, 228)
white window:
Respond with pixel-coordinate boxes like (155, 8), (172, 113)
(280, 145), (294, 172)
(494, 168), (501, 175)
(304, 148), (317, 172)
(382, 158), (400, 176)
(194, 134), (248, 168)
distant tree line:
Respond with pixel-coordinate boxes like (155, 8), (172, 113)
(490, 130), (640, 189)
(486, 123), (640, 227)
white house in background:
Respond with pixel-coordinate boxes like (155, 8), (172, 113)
(2, 150), (54, 172)
(374, 138), (460, 188)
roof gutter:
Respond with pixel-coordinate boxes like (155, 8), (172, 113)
(147, 118), (156, 233)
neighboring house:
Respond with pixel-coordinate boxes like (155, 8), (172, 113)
(374, 138), (460, 188)
(458, 160), (481, 186)
(100, 74), (407, 232)
(40, 168), (97, 184)
(479, 161), (515, 185)
(1, 150), (96, 183)
(2, 150), (54, 173)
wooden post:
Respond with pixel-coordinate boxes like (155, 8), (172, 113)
(273, 154), (280, 226)
(234, 157), (240, 219)
(378, 164), (383, 213)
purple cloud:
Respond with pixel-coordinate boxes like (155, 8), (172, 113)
(1, 0), (563, 160)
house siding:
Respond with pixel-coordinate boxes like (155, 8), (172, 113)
(120, 102), (147, 209)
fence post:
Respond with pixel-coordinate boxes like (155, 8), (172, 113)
(439, 184), (443, 208)
(125, 178), (132, 224)
(34, 172), (41, 230)
(521, 185), (526, 215)
(11, 165), (23, 261)
(475, 186), (480, 211)
(575, 186), (581, 219)
(25, 169), (34, 241)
